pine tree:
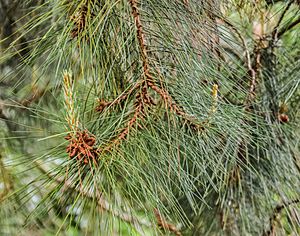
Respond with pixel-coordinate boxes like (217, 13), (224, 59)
(0, 0), (300, 235)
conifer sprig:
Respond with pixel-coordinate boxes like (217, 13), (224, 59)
(63, 71), (79, 132)
(0, 0), (300, 235)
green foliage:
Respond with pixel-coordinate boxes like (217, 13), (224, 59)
(0, 0), (300, 235)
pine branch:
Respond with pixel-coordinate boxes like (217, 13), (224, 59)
(128, 0), (203, 129)
(94, 0), (211, 153)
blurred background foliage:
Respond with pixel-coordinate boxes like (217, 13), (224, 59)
(0, 0), (300, 235)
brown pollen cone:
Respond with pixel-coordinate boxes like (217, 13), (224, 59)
(65, 130), (99, 165)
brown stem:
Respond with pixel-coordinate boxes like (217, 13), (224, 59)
(154, 208), (182, 236)
(128, 0), (202, 128)
(128, 0), (151, 80)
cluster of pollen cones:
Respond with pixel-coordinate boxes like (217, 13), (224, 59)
(65, 130), (99, 164)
